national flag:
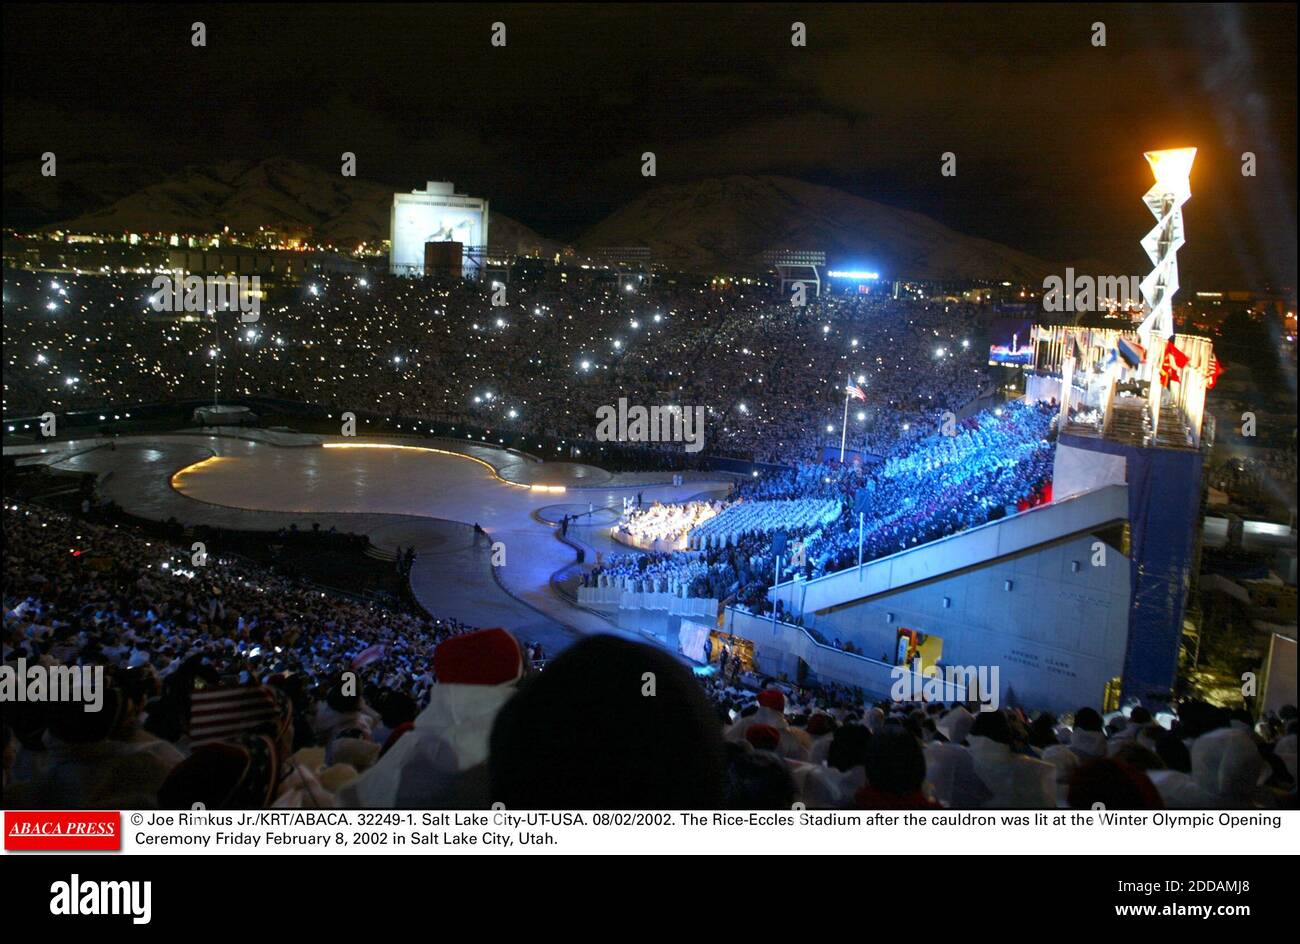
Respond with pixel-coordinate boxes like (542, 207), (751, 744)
(1159, 342), (1190, 386)
(188, 685), (278, 745)
(845, 384), (867, 401)
(1116, 337), (1147, 369)
(351, 642), (385, 670)
(1159, 349), (1179, 386)
(1205, 356), (1224, 390)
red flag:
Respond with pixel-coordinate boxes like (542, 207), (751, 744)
(1159, 342), (1190, 386)
(1205, 356), (1224, 389)
(845, 384), (867, 401)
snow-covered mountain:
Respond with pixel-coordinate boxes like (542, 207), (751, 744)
(7, 161), (1069, 279)
(3, 160), (162, 230)
(12, 158), (556, 256)
(579, 175), (1060, 280)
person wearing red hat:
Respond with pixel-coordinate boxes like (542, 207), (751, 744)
(726, 686), (810, 762)
(340, 628), (524, 808)
(745, 723), (782, 752)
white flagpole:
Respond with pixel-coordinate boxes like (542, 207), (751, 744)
(839, 374), (850, 462)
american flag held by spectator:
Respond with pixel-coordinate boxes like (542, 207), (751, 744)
(189, 685), (279, 745)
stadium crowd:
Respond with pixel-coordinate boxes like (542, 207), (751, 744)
(3, 506), (1293, 810)
(1, 503), (490, 807)
(4, 271), (992, 464)
(4, 269), (1286, 814)
(588, 399), (1056, 611)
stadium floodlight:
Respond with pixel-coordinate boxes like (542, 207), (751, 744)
(826, 270), (880, 280)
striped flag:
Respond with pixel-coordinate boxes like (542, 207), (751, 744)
(845, 383), (867, 401)
(351, 643), (385, 670)
(1116, 337), (1147, 369)
(188, 685), (278, 746)
(1205, 355), (1224, 389)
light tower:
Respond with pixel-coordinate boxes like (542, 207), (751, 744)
(1137, 147), (1196, 441)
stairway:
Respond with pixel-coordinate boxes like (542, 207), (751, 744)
(1106, 397), (1149, 446)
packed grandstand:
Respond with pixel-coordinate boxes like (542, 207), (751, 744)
(3, 271), (991, 464)
(2, 270), (1294, 811)
(2, 499), (1294, 809)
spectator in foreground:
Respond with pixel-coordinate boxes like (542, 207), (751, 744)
(489, 635), (726, 808)
(1067, 758), (1163, 810)
(342, 628), (525, 807)
(856, 726), (941, 809)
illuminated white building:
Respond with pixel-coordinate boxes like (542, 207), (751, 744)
(389, 181), (489, 278)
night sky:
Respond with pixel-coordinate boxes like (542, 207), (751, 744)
(4, 3), (1296, 287)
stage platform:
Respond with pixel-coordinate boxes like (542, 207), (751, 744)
(9, 431), (730, 655)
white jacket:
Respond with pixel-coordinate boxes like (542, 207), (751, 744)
(340, 682), (515, 808)
(967, 736), (1055, 808)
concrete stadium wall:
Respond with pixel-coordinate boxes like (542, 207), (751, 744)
(804, 531), (1132, 713)
(736, 486), (1134, 712)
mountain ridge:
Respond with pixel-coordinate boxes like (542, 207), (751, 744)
(4, 160), (1098, 279)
